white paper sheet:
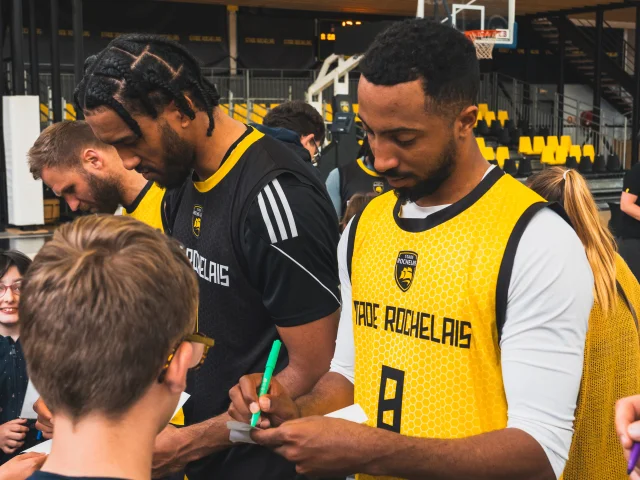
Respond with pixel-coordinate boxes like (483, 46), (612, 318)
(19, 381), (40, 420)
(227, 404), (368, 444)
(23, 439), (51, 454)
(22, 392), (192, 455)
(174, 392), (190, 418)
(325, 404), (368, 423)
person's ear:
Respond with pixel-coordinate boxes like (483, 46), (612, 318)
(161, 342), (193, 393)
(178, 96), (198, 129)
(82, 148), (103, 171)
(300, 133), (315, 149)
(457, 105), (478, 138)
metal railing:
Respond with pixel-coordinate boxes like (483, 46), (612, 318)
(479, 73), (630, 165)
(571, 18), (636, 75)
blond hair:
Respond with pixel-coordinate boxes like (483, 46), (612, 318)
(19, 215), (198, 419)
(27, 120), (111, 180)
(528, 167), (617, 313)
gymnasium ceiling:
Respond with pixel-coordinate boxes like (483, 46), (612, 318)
(159, 0), (638, 24)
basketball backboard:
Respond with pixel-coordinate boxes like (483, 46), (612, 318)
(447, 0), (517, 48)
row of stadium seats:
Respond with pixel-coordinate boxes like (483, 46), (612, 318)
(518, 135), (573, 156)
(478, 136), (601, 169)
(476, 104), (509, 128)
(478, 145), (622, 176)
(517, 136), (595, 162)
(540, 145), (596, 165)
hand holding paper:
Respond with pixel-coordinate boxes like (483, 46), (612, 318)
(227, 404), (367, 444)
(243, 409), (374, 477)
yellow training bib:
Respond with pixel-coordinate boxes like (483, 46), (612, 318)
(348, 169), (554, 480)
(123, 181), (166, 232)
(563, 254), (640, 479)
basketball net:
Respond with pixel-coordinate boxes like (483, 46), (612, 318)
(465, 30), (499, 59)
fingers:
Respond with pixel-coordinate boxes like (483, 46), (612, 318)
(228, 387), (251, 420)
(8, 424), (30, 434)
(257, 385), (300, 426)
(617, 396), (640, 447)
(19, 452), (46, 460)
(228, 385), (253, 423)
(29, 453), (47, 470)
(34, 397), (54, 436)
(240, 374), (262, 400)
(5, 430), (27, 441)
(1, 439), (24, 453)
(251, 425), (287, 448)
(34, 398), (52, 419)
(7, 418), (27, 425)
(35, 420), (54, 439)
(229, 373), (265, 423)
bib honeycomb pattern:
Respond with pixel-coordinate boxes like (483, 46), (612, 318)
(562, 254), (640, 480)
(351, 175), (545, 480)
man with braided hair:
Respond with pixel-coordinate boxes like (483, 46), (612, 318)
(74, 34), (341, 480)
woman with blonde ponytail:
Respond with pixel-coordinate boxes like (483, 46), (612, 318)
(528, 167), (640, 479)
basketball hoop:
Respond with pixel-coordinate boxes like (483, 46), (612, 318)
(465, 30), (499, 59)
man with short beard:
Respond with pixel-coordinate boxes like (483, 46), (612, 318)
(28, 120), (166, 230)
(228, 19), (595, 480)
(73, 34), (341, 480)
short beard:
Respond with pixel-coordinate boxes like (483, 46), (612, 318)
(156, 121), (197, 189)
(85, 171), (122, 214)
(392, 138), (456, 204)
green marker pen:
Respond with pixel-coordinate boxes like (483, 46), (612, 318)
(251, 339), (282, 427)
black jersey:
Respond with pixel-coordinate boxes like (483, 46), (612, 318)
(165, 127), (340, 480)
(339, 158), (390, 214)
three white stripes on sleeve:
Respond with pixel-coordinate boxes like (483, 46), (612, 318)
(257, 179), (298, 244)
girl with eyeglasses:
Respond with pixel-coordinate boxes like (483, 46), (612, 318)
(0, 250), (44, 473)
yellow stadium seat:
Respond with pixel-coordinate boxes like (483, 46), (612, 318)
(519, 136), (533, 156)
(478, 103), (489, 115)
(583, 144), (595, 162)
(64, 104), (76, 121)
(497, 110), (509, 127)
(560, 135), (572, 151)
(484, 111), (497, 127)
(554, 146), (568, 165)
(540, 146), (556, 164)
(570, 145), (582, 161)
(482, 147), (496, 161)
(476, 137), (486, 150)
(253, 103), (268, 117)
(546, 136), (559, 152)
(496, 146), (510, 169)
(532, 136), (545, 155)
(233, 104), (248, 123)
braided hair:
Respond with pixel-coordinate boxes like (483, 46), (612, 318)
(75, 34), (220, 137)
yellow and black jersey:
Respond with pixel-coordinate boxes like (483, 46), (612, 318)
(163, 126), (340, 480)
(563, 254), (640, 479)
(346, 168), (566, 480)
(122, 181), (165, 232)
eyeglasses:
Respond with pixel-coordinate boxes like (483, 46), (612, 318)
(159, 332), (215, 382)
(0, 281), (21, 297)
(312, 141), (322, 164)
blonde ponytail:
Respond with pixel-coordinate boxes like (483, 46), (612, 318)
(528, 167), (617, 313)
